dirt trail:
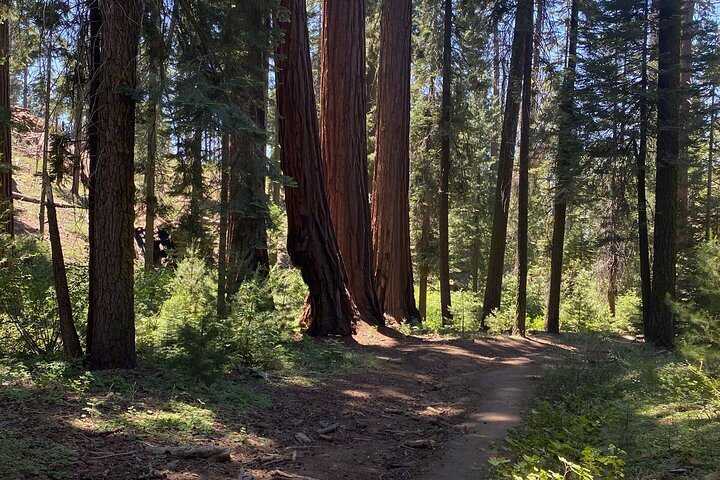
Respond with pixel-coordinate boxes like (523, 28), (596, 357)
(245, 328), (564, 480)
(419, 356), (545, 479)
(7, 327), (564, 480)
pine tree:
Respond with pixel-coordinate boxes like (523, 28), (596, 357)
(439, 0), (453, 325)
(482, 0), (534, 321)
(0, 0), (11, 236)
(648, 0), (683, 348)
(88, 0), (142, 370)
(515, 0), (534, 337)
(546, 0), (579, 334)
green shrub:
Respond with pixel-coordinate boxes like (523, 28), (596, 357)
(225, 272), (296, 370)
(677, 238), (720, 368)
(139, 256), (226, 381)
(138, 257), (305, 379)
(0, 235), (62, 355)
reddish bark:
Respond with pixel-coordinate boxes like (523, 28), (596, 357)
(371, 0), (420, 324)
(320, 0), (383, 326)
(276, 0), (359, 336)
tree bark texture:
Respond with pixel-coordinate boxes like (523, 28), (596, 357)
(371, 0), (420, 324)
(320, 0), (383, 326)
(677, 0), (694, 249)
(515, 0), (534, 337)
(85, 0), (101, 357)
(439, 0), (453, 325)
(217, 135), (229, 316)
(225, 4), (270, 299)
(482, 0), (533, 321)
(143, 0), (162, 271)
(648, 0), (682, 348)
(706, 91), (715, 241)
(545, 0), (578, 334)
(46, 183), (83, 358)
(276, 0), (358, 336)
(88, 0), (142, 369)
(0, 2), (12, 236)
(637, 0), (652, 331)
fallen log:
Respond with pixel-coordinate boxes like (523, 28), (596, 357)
(270, 469), (319, 480)
(13, 192), (84, 209)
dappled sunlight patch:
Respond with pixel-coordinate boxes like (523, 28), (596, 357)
(341, 388), (372, 399)
(113, 400), (218, 439)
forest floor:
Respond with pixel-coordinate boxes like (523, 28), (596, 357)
(0, 326), (573, 480)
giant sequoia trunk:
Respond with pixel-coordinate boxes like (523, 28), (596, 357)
(320, 0), (383, 326)
(515, 0), (534, 337)
(482, 0), (533, 321)
(46, 184), (83, 358)
(88, 0), (141, 370)
(648, 0), (682, 348)
(0, 3), (12, 236)
(439, 0), (453, 325)
(371, 0), (420, 324)
(545, 0), (578, 334)
(276, 0), (358, 336)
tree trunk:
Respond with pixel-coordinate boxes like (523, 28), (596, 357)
(22, 67), (28, 110)
(417, 205), (431, 322)
(545, 0), (578, 334)
(637, 0), (652, 331)
(217, 135), (229, 317)
(46, 183), (83, 358)
(648, 0), (682, 348)
(190, 127), (203, 245)
(482, 0), (533, 321)
(707, 90), (716, 241)
(320, 0), (383, 326)
(515, 0), (534, 337)
(88, 0), (142, 370)
(226, 131), (270, 293)
(0, 3), (12, 236)
(225, 5), (271, 298)
(276, 0), (359, 336)
(439, 0), (453, 325)
(677, 0), (694, 249)
(85, 0), (101, 358)
(371, 0), (420, 324)
(71, 42), (85, 198)
(39, 45), (52, 237)
(143, 0), (162, 271)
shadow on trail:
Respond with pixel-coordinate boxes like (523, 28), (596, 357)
(1, 332), (570, 480)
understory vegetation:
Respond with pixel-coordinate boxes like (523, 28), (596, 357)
(491, 337), (720, 480)
(491, 239), (720, 480)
